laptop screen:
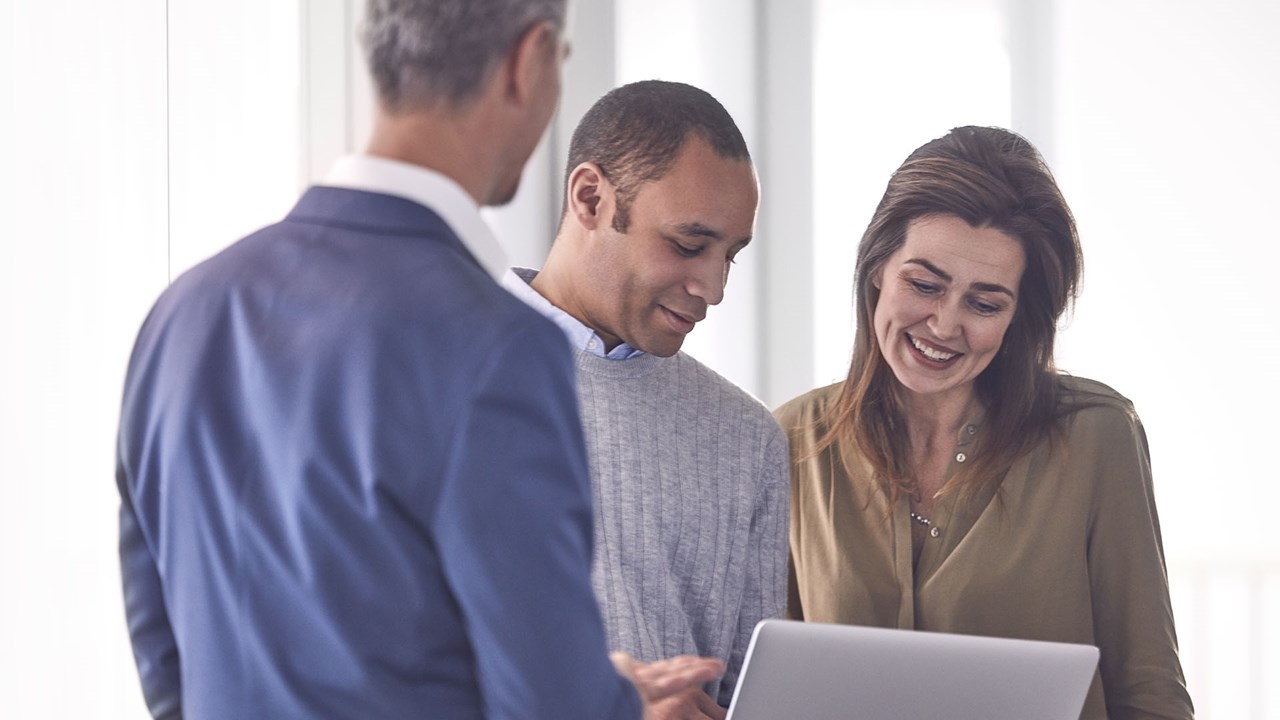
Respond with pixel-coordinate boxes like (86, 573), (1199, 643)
(726, 620), (1098, 720)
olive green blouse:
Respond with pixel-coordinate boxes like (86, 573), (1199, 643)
(774, 376), (1194, 720)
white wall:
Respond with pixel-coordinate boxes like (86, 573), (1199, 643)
(0, 4), (166, 718)
(168, 1), (302, 275)
(0, 2), (303, 717)
(757, 0), (817, 407)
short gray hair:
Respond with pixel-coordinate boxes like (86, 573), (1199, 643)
(362, 0), (566, 111)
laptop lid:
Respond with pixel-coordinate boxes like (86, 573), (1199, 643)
(725, 620), (1098, 720)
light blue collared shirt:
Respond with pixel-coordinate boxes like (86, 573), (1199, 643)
(502, 267), (645, 360)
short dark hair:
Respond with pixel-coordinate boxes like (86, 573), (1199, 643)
(361, 0), (566, 111)
(565, 80), (751, 232)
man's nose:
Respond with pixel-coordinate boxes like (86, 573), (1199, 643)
(688, 257), (727, 307)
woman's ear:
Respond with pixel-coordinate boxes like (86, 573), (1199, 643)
(567, 162), (613, 232)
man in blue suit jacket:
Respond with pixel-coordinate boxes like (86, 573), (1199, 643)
(115, 2), (720, 718)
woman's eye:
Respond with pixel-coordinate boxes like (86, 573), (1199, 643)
(909, 280), (939, 295)
(970, 299), (1002, 315)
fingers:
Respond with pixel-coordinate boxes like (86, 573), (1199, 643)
(691, 687), (727, 719)
(646, 687), (727, 720)
(610, 651), (638, 684)
(630, 655), (725, 701)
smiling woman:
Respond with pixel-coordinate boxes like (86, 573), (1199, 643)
(871, 216), (1025, 402)
(776, 126), (1195, 719)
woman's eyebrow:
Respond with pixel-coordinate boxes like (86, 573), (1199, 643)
(972, 282), (1016, 298)
(904, 258), (950, 280)
(905, 259), (1015, 298)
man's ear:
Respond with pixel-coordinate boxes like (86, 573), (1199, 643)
(567, 162), (613, 232)
(503, 20), (558, 105)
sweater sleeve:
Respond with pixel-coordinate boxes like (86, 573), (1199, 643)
(718, 422), (791, 707)
(1084, 403), (1195, 720)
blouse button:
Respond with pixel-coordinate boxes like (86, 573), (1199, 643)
(930, 527), (941, 538)
(955, 452), (967, 463)
(967, 425), (978, 435)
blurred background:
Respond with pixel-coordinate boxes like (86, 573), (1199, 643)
(1, 0), (1276, 717)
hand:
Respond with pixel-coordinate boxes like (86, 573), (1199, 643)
(610, 652), (724, 717)
(645, 686), (728, 720)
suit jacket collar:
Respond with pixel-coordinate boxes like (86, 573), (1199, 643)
(309, 154), (508, 280)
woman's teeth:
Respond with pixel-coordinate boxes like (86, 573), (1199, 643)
(911, 336), (956, 361)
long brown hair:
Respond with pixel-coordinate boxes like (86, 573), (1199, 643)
(817, 126), (1083, 502)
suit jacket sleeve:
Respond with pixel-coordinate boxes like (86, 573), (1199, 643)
(432, 318), (641, 720)
(118, 459), (182, 720)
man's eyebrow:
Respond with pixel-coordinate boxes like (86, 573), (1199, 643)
(671, 222), (723, 240)
(905, 258), (1015, 298)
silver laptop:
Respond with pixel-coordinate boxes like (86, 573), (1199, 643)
(725, 620), (1098, 720)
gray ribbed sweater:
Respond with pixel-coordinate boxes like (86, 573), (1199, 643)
(572, 347), (790, 706)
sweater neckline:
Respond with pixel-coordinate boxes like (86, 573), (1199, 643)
(572, 346), (670, 379)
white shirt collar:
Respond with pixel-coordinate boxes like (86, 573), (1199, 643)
(322, 155), (508, 281)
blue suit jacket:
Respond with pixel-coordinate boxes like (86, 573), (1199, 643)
(116, 187), (640, 719)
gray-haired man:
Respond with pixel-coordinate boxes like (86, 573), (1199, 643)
(117, 3), (720, 718)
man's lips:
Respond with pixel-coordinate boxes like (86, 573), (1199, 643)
(661, 306), (703, 333)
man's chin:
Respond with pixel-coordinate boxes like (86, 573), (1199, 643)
(641, 337), (684, 358)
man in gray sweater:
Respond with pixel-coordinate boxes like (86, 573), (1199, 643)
(503, 80), (789, 719)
